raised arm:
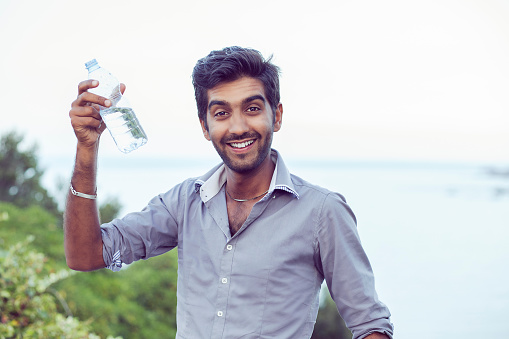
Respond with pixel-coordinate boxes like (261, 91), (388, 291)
(63, 80), (123, 271)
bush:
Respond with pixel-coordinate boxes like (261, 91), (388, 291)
(0, 202), (178, 338)
(0, 237), (120, 338)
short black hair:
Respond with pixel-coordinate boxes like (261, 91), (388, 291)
(192, 46), (280, 128)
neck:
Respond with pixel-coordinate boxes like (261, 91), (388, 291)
(225, 153), (275, 199)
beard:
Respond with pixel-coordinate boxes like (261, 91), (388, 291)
(212, 130), (273, 174)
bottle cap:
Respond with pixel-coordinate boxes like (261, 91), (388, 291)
(85, 59), (98, 70)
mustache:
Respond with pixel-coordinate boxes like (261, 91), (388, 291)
(222, 131), (261, 143)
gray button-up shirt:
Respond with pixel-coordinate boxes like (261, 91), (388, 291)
(101, 150), (393, 339)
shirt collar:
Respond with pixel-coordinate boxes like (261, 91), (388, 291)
(194, 149), (299, 203)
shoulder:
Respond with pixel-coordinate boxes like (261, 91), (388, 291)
(290, 173), (356, 225)
(159, 177), (201, 202)
(290, 173), (347, 204)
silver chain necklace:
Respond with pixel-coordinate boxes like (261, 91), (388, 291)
(226, 189), (269, 202)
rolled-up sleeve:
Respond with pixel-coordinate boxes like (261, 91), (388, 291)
(316, 192), (394, 339)
(101, 187), (181, 271)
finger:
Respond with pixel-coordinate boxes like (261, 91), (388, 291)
(73, 91), (112, 109)
(70, 116), (103, 131)
(120, 83), (126, 95)
(70, 105), (102, 121)
(78, 79), (99, 96)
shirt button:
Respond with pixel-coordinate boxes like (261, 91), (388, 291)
(217, 311), (223, 317)
(222, 278), (228, 284)
(226, 245), (233, 250)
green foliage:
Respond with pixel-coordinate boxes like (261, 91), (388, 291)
(0, 237), (120, 339)
(0, 130), (178, 338)
(0, 131), (59, 216)
(55, 252), (178, 339)
(99, 196), (122, 223)
(0, 203), (65, 269)
(0, 201), (178, 338)
(312, 288), (352, 339)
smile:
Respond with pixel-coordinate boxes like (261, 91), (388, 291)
(229, 140), (254, 148)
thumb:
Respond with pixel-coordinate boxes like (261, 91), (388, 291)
(120, 83), (126, 95)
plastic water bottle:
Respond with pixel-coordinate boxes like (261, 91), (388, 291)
(85, 59), (147, 153)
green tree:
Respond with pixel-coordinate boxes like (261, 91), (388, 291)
(0, 202), (63, 267)
(0, 131), (59, 216)
(0, 237), (121, 339)
(311, 288), (352, 339)
(56, 252), (178, 338)
(99, 196), (123, 223)
(0, 201), (179, 338)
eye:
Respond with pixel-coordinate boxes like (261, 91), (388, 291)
(246, 106), (260, 113)
(214, 111), (228, 117)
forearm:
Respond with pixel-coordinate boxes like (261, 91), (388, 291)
(363, 333), (390, 339)
(64, 142), (105, 271)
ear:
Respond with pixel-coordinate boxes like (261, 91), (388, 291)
(273, 103), (283, 132)
(200, 119), (211, 141)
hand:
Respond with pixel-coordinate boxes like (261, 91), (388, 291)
(69, 80), (126, 148)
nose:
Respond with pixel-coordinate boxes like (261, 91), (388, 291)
(228, 111), (249, 136)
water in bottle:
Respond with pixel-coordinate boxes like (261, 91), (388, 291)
(85, 59), (147, 153)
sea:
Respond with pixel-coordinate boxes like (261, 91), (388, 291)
(42, 154), (509, 339)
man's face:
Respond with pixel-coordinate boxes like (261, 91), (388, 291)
(200, 77), (282, 174)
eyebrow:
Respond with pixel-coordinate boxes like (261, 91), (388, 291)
(208, 100), (228, 111)
(243, 95), (266, 105)
(208, 95), (266, 111)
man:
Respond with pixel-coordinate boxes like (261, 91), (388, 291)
(65, 46), (394, 339)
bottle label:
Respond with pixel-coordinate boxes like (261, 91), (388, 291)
(110, 86), (122, 106)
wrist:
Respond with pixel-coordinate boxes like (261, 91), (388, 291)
(70, 183), (97, 200)
(75, 141), (99, 167)
(72, 142), (99, 194)
(76, 137), (100, 154)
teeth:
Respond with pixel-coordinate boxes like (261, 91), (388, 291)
(231, 140), (254, 148)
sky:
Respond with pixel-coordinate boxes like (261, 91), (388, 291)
(1, 0), (509, 164)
